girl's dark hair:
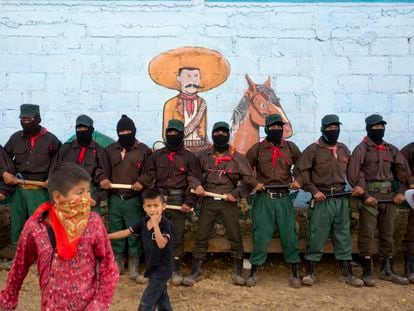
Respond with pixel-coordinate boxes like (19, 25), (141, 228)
(48, 163), (91, 199)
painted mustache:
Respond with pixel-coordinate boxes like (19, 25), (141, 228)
(185, 83), (201, 88)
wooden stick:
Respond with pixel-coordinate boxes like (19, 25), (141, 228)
(110, 183), (133, 190)
(191, 189), (227, 200)
(16, 179), (45, 187)
(166, 204), (194, 212)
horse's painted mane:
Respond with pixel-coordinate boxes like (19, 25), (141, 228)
(230, 83), (281, 134)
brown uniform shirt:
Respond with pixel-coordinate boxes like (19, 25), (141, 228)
(141, 146), (201, 207)
(0, 145), (16, 197)
(106, 140), (152, 197)
(4, 127), (61, 181)
(347, 137), (414, 200)
(193, 146), (257, 199)
(294, 138), (350, 195)
(246, 139), (301, 185)
(52, 140), (110, 202)
(401, 142), (414, 175)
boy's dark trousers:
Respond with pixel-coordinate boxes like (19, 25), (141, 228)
(138, 278), (172, 311)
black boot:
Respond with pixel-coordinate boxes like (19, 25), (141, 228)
(115, 253), (126, 275)
(232, 258), (245, 286)
(289, 263), (301, 288)
(246, 265), (259, 287)
(171, 257), (183, 285)
(128, 256), (140, 280)
(182, 258), (203, 287)
(362, 256), (375, 287)
(302, 261), (316, 286)
(379, 256), (409, 285)
(339, 261), (363, 287)
(404, 253), (414, 284)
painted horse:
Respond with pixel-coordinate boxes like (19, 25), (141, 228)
(230, 74), (293, 154)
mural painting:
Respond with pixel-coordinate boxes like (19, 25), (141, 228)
(230, 75), (293, 154)
(149, 46), (230, 153)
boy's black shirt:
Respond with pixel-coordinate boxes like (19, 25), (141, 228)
(130, 215), (173, 280)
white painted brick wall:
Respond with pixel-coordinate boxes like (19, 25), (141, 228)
(0, 1), (413, 152)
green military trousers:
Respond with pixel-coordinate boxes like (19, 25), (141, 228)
(108, 194), (144, 258)
(249, 193), (300, 265)
(11, 186), (49, 245)
(358, 192), (397, 257)
(305, 197), (352, 262)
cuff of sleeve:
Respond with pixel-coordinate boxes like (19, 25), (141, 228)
(305, 185), (319, 196)
(361, 192), (370, 201)
(230, 190), (241, 200)
(407, 176), (414, 186)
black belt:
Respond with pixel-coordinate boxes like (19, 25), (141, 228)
(160, 189), (185, 196)
(114, 192), (138, 201)
(264, 190), (289, 199)
(319, 187), (345, 196)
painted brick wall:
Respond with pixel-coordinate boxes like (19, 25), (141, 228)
(0, 0), (413, 151)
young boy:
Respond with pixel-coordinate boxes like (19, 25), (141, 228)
(0, 163), (119, 310)
(109, 188), (173, 311)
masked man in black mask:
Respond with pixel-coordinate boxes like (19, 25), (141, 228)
(244, 114), (302, 288)
(293, 114), (363, 287)
(105, 115), (152, 282)
(348, 114), (414, 286)
(141, 119), (201, 285)
(183, 121), (260, 287)
(52, 114), (110, 214)
(2, 104), (61, 246)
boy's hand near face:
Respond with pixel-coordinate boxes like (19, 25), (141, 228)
(150, 211), (162, 227)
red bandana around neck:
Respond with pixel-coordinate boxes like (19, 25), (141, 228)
(180, 93), (198, 116)
(168, 151), (176, 162)
(33, 197), (90, 260)
(269, 145), (285, 168)
(77, 147), (87, 164)
(29, 127), (47, 148)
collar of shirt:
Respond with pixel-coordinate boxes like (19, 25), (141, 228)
(362, 136), (389, 148)
(19, 126), (46, 138)
(206, 145), (235, 157)
(261, 139), (287, 149)
(72, 139), (98, 150)
(115, 140), (140, 150)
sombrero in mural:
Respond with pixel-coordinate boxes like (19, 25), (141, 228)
(148, 46), (231, 92)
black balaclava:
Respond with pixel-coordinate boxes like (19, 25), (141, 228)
(21, 114), (41, 137)
(76, 126), (94, 147)
(265, 123), (284, 146)
(321, 124), (340, 146)
(166, 131), (184, 151)
(213, 128), (230, 153)
(117, 115), (136, 150)
(366, 125), (385, 145)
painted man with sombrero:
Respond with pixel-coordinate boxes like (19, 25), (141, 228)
(149, 47), (230, 153)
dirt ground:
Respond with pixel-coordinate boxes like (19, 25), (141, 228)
(0, 254), (413, 311)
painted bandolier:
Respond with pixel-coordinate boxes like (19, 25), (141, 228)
(294, 114), (363, 287)
(141, 119), (201, 285)
(2, 104), (61, 246)
(51, 115), (111, 214)
(400, 141), (414, 283)
(245, 114), (302, 288)
(106, 115), (153, 283)
(347, 114), (414, 286)
(183, 121), (260, 287)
